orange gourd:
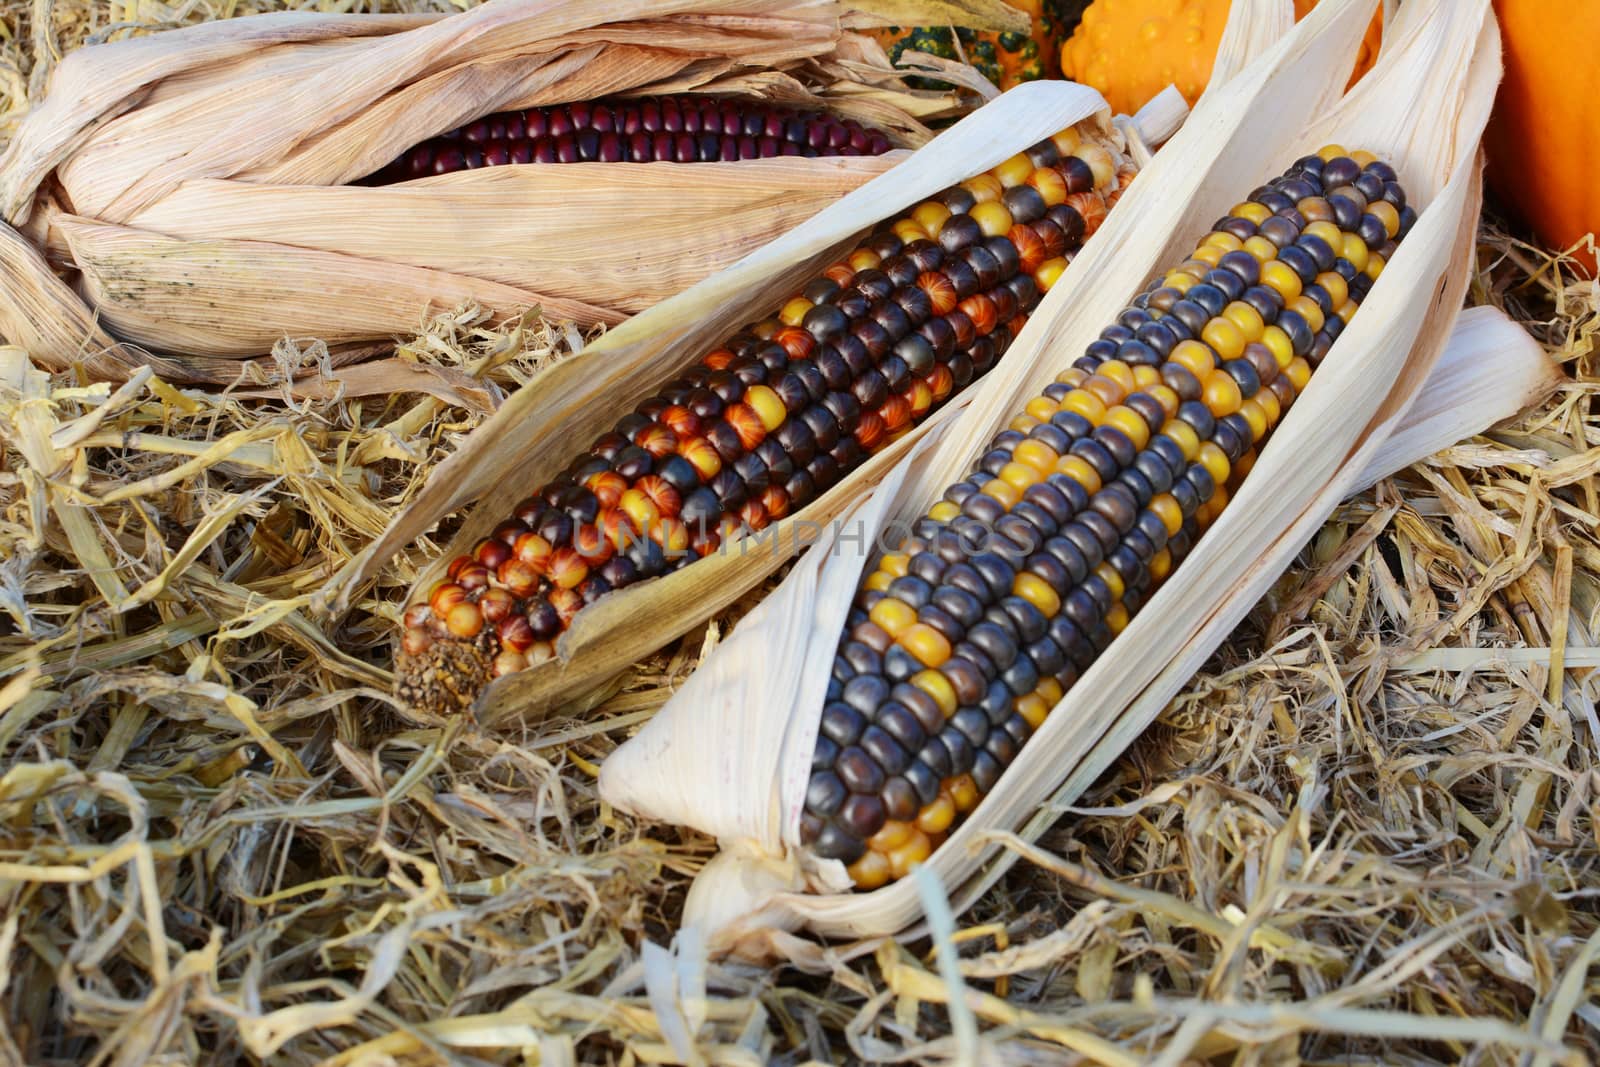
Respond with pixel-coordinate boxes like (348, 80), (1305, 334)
(1060, 0), (1381, 117)
(1485, 0), (1600, 274)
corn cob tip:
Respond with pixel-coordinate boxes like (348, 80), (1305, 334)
(395, 628), (497, 720)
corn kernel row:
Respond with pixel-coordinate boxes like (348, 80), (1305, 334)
(395, 127), (1133, 717)
(802, 146), (1415, 887)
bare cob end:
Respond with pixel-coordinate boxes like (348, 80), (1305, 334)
(798, 146), (1417, 889)
(395, 125), (1135, 719)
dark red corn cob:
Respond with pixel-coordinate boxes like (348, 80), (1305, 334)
(365, 96), (898, 184)
(396, 128), (1134, 718)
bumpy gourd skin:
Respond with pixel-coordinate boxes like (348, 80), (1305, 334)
(868, 0), (1073, 91)
(801, 145), (1416, 891)
(395, 127), (1134, 719)
(1059, 0), (1382, 117)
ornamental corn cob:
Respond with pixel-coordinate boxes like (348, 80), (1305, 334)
(364, 97), (896, 184)
(801, 146), (1416, 888)
(397, 126), (1133, 718)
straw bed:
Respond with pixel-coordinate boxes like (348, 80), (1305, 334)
(0, 2), (1596, 1065)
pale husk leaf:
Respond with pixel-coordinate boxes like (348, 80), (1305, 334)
(599, 0), (1519, 951)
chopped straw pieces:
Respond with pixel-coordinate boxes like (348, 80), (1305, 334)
(0, 2), (1597, 1065)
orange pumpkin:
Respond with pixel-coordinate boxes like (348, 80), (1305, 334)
(1485, 0), (1600, 274)
(1060, 0), (1381, 118)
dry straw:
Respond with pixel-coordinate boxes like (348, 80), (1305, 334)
(598, 0), (1567, 955)
(1, 1), (1596, 1064)
(0, 0), (1028, 376)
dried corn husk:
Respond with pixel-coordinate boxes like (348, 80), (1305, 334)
(0, 0), (1027, 378)
(598, 0), (1551, 958)
(330, 79), (1157, 724)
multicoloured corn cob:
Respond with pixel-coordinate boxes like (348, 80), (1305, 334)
(396, 126), (1135, 716)
(365, 97), (897, 184)
(801, 145), (1417, 889)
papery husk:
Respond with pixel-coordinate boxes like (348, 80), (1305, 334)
(0, 0), (1024, 377)
(598, 0), (1532, 956)
(330, 81), (1151, 725)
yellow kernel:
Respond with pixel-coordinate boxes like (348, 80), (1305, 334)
(1260, 325), (1294, 369)
(1150, 493), (1183, 536)
(948, 774), (979, 812)
(779, 296), (813, 326)
(1190, 244), (1224, 267)
(1009, 414), (1040, 433)
(1074, 143), (1117, 188)
(1201, 317), (1245, 362)
(1024, 396), (1059, 423)
(962, 173), (1003, 203)
(993, 152), (1034, 188)
(1149, 546), (1173, 581)
(1222, 301), (1265, 342)
(1056, 454), (1102, 493)
(1369, 200), (1401, 238)
(1316, 143), (1349, 161)
(1170, 339), (1216, 377)
(864, 571), (893, 592)
(1163, 270), (1198, 293)
(1132, 364), (1162, 389)
(1105, 601), (1130, 634)
(868, 820), (913, 853)
(1365, 253), (1386, 280)
(1084, 374), (1125, 406)
(1013, 438), (1059, 474)
(1260, 260), (1303, 303)
(1147, 383), (1180, 417)
(912, 669), (958, 718)
(1059, 388), (1107, 424)
(869, 596), (916, 638)
(1097, 359), (1136, 393)
(999, 461), (1044, 491)
(1342, 233), (1370, 271)
(1050, 126), (1082, 156)
(848, 850), (892, 890)
(744, 384), (787, 432)
(1198, 440), (1230, 486)
(880, 553), (910, 578)
(916, 794), (956, 835)
(901, 624), (953, 668)
(1285, 356), (1313, 392)
(1305, 220), (1344, 248)
(1055, 366), (1089, 388)
(1243, 235), (1278, 262)
(1094, 561), (1125, 602)
(848, 248), (882, 272)
(1255, 385), (1281, 426)
(892, 219), (928, 245)
(886, 829), (932, 879)
(1013, 572), (1062, 618)
(1035, 678), (1064, 706)
(1202, 231), (1243, 253)
(1290, 295), (1325, 333)
(1337, 300), (1358, 324)
(913, 200), (952, 234)
(929, 500), (961, 522)
(1015, 693), (1050, 730)
(1239, 397), (1269, 442)
(1316, 271), (1349, 309)
(1104, 405), (1150, 449)
(1160, 422), (1199, 465)
(970, 200), (1014, 238)
(1034, 256), (1070, 291)
(1231, 201), (1272, 224)
(983, 478), (1022, 508)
